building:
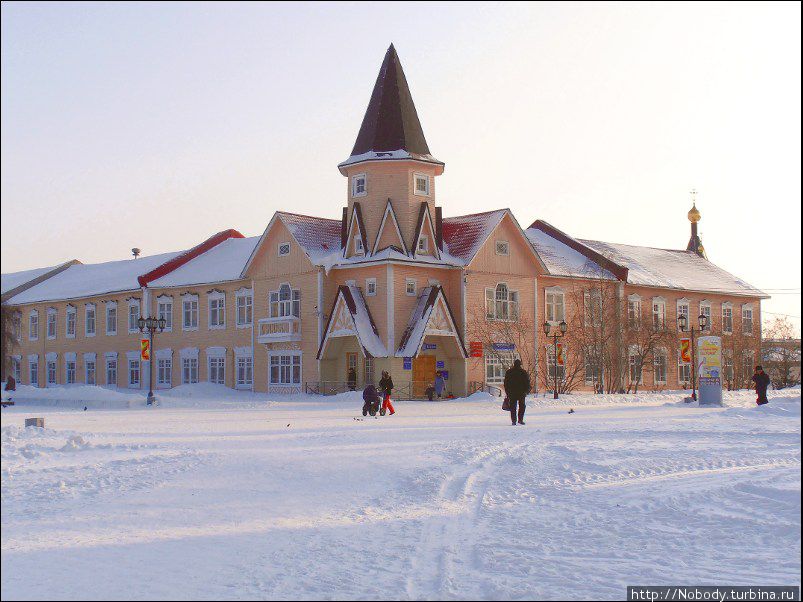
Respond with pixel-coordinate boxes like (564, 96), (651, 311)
(1, 45), (768, 397)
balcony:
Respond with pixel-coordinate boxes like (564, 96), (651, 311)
(257, 316), (301, 344)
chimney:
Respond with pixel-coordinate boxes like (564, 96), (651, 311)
(435, 207), (443, 250)
(341, 207), (348, 249)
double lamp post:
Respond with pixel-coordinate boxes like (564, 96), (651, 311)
(677, 312), (709, 401)
(138, 315), (166, 406)
(543, 320), (568, 400)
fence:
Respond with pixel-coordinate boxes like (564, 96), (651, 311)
(468, 381), (503, 397)
(304, 380), (457, 400)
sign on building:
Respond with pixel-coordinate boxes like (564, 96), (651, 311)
(697, 336), (723, 406)
(403, 357), (412, 370)
(469, 342), (483, 358)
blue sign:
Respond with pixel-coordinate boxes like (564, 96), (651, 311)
(403, 357), (412, 370)
(422, 343), (437, 350)
(492, 343), (515, 351)
(436, 361), (445, 369)
(441, 370), (449, 380)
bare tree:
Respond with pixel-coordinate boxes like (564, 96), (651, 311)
(623, 307), (678, 394)
(762, 316), (801, 389)
(0, 304), (19, 381)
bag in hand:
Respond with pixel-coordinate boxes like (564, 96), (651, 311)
(502, 397), (511, 412)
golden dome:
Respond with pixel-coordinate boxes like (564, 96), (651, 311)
(688, 203), (701, 223)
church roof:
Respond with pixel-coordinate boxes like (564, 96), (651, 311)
(339, 45), (443, 171)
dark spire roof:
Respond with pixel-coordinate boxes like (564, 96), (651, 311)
(350, 44), (432, 157)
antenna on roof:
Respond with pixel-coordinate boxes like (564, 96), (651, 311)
(132, 248), (141, 259)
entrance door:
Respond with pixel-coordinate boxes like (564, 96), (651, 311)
(412, 355), (436, 398)
(346, 352), (358, 390)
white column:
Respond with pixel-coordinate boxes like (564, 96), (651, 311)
(387, 264), (395, 353)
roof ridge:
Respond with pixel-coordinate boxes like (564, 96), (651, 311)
(443, 208), (508, 221)
(579, 238), (689, 254)
(277, 211), (341, 223)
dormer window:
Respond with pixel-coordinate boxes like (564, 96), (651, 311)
(414, 173), (430, 196)
(278, 242), (291, 257)
(352, 174), (367, 197)
(355, 238), (364, 255)
(417, 236), (428, 253)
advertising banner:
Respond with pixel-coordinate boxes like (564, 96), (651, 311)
(140, 339), (151, 361)
(680, 338), (692, 364)
(697, 336), (723, 405)
(469, 342), (483, 358)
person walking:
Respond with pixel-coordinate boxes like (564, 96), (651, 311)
(347, 367), (357, 392)
(434, 372), (446, 400)
(4, 374), (16, 392)
(503, 359), (531, 426)
(378, 371), (395, 415)
(751, 365), (771, 406)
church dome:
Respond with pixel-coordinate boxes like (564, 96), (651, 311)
(688, 203), (701, 223)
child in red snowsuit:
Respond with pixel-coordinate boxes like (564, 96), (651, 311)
(378, 371), (395, 415)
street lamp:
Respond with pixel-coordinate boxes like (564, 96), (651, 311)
(543, 320), (568, 400)
(678, 312), (709, 401)
(138, 315), (166, 406)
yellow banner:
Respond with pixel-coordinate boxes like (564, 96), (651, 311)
(140, 338), (151, 361)
(680, 338), (691, 364)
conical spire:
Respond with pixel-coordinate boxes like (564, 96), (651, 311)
(341, 45), (441, 169)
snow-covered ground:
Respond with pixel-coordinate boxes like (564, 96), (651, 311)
(2, 387), (800, 600)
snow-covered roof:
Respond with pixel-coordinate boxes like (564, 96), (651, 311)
(442, 209), (507, 264)
(395, 286), (467, 358)
(6, 250), (184, 304)
(148, 236), (259, 288)
(1, 262), (75, 296)
(579, 239), (768, 297)
(526, 229), (616, 280)
(317, 285), (387, 358)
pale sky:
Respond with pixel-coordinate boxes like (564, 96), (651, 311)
(1, 1), (800, 330)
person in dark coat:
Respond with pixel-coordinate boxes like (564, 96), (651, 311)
(503, 359), (531, 425)
(347, 367), (357, 391)
(362, 384), (380, 416)
(751, 365), (771, 405)
(378, 371), (395, 415)
(434, 373), (446, 399)
(4, 375), (16, 392)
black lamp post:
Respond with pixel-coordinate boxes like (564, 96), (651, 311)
(543, 320), (568, 400)
(678, 312), (709, 401)
(138, 315), (166, 406)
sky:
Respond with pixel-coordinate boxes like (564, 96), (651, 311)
(1, 1), (800, 330)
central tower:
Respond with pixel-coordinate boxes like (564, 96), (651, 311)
(338, 44), (445, 259)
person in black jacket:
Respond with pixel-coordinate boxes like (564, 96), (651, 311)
(751, 365), (771, 405)
(378, 371), (395, 415)
(362, 384), (380, 416)
(503, 359), (531, 425)
(347, 367), (357, 391)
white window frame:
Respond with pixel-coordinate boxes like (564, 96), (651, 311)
(208, 291), (226, 330)
(85, 359), (96, 385)
(584, 290), (602, 327)
(354, 237), (364, 255)
(699, 300), (712, 331)
(47, 308), (57, 340)
(65, 358), (76, 385)
(157, 296), (173, 332)
(676, 298), (690, 331)
(495, 240), (510, 256)
(485, 351), (516, 385)
(269, 284), (300, 318)
(182, 294), (199, 331)
(486, 283), (519, 321)
(651, 297), (666, 330)
(128, 299), (141, 334)
(417, 235), (428, 253)
(365, 278), (377, 297)
(268, 352), (302, 387)
(157, 357), (172, 388)
(29, 357), (39, 386)
(742, 304), (754, 335)
(545, 343), (566, 383)
(722, 302), (733, 335)
(405, 278), (417, 296)
(106, 358), (118, 387)
(627, 294), (642, 329)
(653, 349), (668, 385)
(278, 242), (291, 257)
(208, 355), (226, 385)
(85, 303), (96, 337)
(65, 305), (76, 339)
(545, 287), (565, 324)
(47, 359), (58, 385)
(128, 358), (141, 388)
(11, 356), (22, 383)
(235, 288), (253, 328)
(413, 172), (430, 196)
(723, 349), (734, 383)
(677, 353), (692, 386)
(181, 351), (199, 384)
(351, 173), (367, 198)
(106, 302), (117, 336)
(235, 351), (253, 390)
(628, 348), (643, 385)
(29, 310), (39, 341)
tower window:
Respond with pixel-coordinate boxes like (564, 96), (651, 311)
(417, 236), (428, 253)
(355, 238), (364, 255)
(414, 173), (430, 196)
(352, 174), (367, 197)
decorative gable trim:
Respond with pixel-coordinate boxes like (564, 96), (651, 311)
(395, 286), (467, 358)
(412, 202), (440, 260)
(316, 285), (387, 359)
(372, 199), (409, 256)
(343, 202), (370, 258)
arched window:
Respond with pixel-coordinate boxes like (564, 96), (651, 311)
(485, 283), (519, 321)
(270, 284), (301, 318)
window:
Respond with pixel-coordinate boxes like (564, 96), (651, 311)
(47, 309), (57, 339)
(182, 296), (199, 330)
(236, 356), (253, 389)
(278, 242), (291, 257)
(364, 356), (375, 385)
(354, 237), (364, 255)
(209, 357), (225, 385)
(545, 288), (565, 323)
(495, 240), (510, 256)
(66, 306), (76, 338)
(365, 278), (377, 297)
(722, 304), (733, 334)
(29, 359), (39, 386)
(106, 303), (117, 335)
(406, 279), (417, 296)
(182, 358), (198, 384)
(414, 173), (430, 196)
(157, 298), (173, 331)
(652, 298), (666, 330)
(29, 311), (39, 341)
(157, 358), (172, 386)
(270, 354), (302, 385)
(128, 359), (141, 388)
(85, 361), (96, 385)
(65, 360), (76, 384)
(653, 350), (667, 384)
(678, 358), (691, 386)
(742, 306), (753, 335)
(584, 349), (601, 386)
(106, 359), (117, 386)
(12, 312), (21, 341)
(85, 304), (96, 336)
(546, 345), (566, 383)
(627, 297), (641, 328)
(128, 301), (140, 333)
(628, 350), (643, 385)
(742, 351), (756, 385)
(677, 300), (689, 331)
(417, 236), (428, 253)
(47, 360), (57, 385)
(486, 283), (519, 321)
(236, 290), (253, 326)
(352, 173), (367, 197)
(584, 291), (602, 327)
(486, 352), (516, 385)
(700, 302), (711, 330)
(11, 357), (21, 383)
(723, 351), (734, 383)
(209, 293), (226, 329)
(269, 284), (300, 318)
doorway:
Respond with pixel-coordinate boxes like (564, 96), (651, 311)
(412, 355), (436, 398)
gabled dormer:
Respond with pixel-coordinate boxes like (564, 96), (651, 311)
(412, 202), (440, 260)
(372, 200), (408, 256)
(343, 202), (369, 259)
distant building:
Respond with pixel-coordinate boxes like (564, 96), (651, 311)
(1, 45), (767, 396)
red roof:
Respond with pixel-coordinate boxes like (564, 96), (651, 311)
(441, 209), (507, 263)
(278, 212), (342, 257)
